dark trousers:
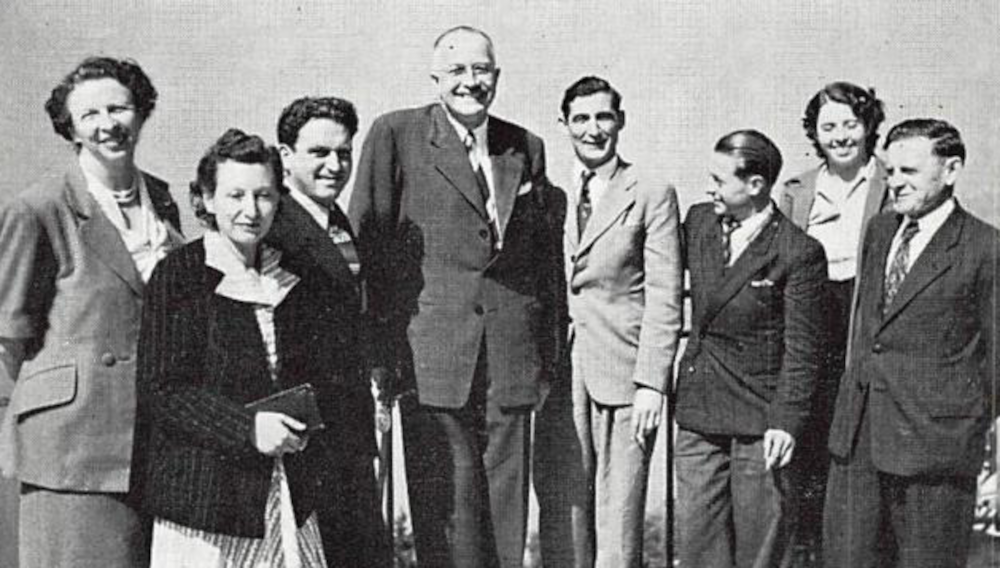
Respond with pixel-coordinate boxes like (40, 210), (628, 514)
(674, 428), (795, 568)
(823, 402), (977, 568)
(402, 345), (532, 568)
(317, 456), (391, 568)
(792, 278), (853, 563)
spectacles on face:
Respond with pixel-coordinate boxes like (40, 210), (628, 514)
(437, 63), (495, 80)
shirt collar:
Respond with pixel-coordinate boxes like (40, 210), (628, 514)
(734, 202), (774, 234)
(203, 230), (299, 307)
(288, 185), (331, 230)
(904, 197), (955, 234)
(572, 155), (620, 186)
(442, 103), (489, 150)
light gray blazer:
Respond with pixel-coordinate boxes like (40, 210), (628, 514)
(564, 159), (683, 405)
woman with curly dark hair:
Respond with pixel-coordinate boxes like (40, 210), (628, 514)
(777, 81), (892, 563)
(0, 56), (182, 568)
(134, 128), (374, 567)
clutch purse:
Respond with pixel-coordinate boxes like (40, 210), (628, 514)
(245, 383), (326, 432)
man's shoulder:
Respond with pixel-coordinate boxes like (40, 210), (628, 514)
(684, 201), (716, 225)
(955, 205), (1000, 252)
(368, 104), (437, 136)
(774, 210), (825, 260)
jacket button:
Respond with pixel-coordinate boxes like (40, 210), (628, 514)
(688, 366), (695, 373)
(479, 229), (489, 239)
(474, 305), (484, 315)
(101, 352), (117, 367)
(872, 343), (883, 354)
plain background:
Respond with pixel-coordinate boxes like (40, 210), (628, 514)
(0, 1), (997, 565)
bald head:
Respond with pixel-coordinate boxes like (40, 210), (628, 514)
(430, 26), (500, 129)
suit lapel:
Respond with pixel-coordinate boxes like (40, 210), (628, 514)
(576, 161), (637, 257)
(65, 166), (143, 296)
(428, 105), (489, 220)
(700, 212), (781, 328)
(488, 120), (525, 242)
(879, 207), (963, 328)
(271, 196), (358, 296)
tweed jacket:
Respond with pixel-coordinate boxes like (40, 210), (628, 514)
(0, 163), (179, 491)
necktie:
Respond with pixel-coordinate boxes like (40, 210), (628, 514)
(882, 220), (919, 314)
(327, 206), (360, 277)
(464, 130), (498, 247)
(720, 215), (741, 265)
(577, 170), (596, 239)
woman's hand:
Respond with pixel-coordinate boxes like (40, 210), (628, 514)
(252, 412), (308, 456)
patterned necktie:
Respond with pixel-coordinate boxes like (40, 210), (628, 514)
(883, 220), (920, 314)
(720, 215), (741, 265)
(577, 170), (596, 239)
(327, 206), (360, 277)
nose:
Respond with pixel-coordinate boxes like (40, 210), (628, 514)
(324, 155), (342, 173)
(243, 195), (261, 218)
(94, 110), (119, 130)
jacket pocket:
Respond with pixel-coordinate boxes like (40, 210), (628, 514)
(11, 363), (77, 418)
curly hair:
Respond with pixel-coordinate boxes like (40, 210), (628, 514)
(277, 96), (359, 147)
(802, 81), (885, 161)
(44, 56), (158, 142)
(189, 128), (285, 230)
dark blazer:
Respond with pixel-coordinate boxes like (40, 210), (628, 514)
(827, 204), (1000, 477)
(0, 163), (179, 491)
(349, 103), (560, 408)
(132, 239), (374, 537)
(674, 203), (828, 440)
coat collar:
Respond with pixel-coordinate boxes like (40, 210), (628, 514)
(699, 206), (784, 328)
(878, 204), (965, 327)
(572, 159), (637, 256)
(63, 163), (144, 296)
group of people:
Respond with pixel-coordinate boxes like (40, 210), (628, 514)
(0, 23), (994, 568)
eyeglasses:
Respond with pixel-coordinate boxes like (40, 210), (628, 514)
(436, 63), (495, 80)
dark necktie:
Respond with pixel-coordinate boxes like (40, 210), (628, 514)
(882, 220), (919, 314)
(327, 206), (360, 277)
(577, 170), (596, 239)
(720, 215), (741, 265)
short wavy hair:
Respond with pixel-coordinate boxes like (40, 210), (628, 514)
(560, 76), (622, 119)
(884, 118), (966, 161)
(189, 128), (284, 230)
(802, 81), (885, 161)
(715, 129), (783, 188)
(45, 56), (158, 142)
(277, 96), (359, 147)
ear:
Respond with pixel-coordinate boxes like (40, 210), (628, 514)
(941, 156), (964, 186)
(557, 115), (568, 128)
(202, 193), (216, 214)
(745, 174), (768, 197)
(618, 110), (626, 131)
(278, 144), (293, 160)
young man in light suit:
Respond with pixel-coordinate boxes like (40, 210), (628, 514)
(674, 130), (827, 568)
(824, 119), (1000, 568)
(535, 76), (683, 568)
(349, 26), (560, 568)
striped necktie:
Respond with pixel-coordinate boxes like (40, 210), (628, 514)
(720, 215), (741, 265)
(327, 206), (360, 277)
(577, 170), (596, 239)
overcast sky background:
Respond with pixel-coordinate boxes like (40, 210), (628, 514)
(1, 0), (997, 233)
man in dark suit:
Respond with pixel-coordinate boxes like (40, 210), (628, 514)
(674, 130), (827, 568)
(266, 96), (389, 568)
(348, 26), (560, 567)
(824, 119), (1000, 568)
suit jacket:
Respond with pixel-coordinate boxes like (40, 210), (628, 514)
(674, 203), (827, 440)
(349, 103), (560, 408)
(564, 160), (683, 405)
(132, 239), (375, 537)
(827, 204), (1000, 477)
(0, 163), (179, 491)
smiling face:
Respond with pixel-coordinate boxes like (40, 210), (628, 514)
(815, 100), (868, 171)
(431, 30), (499, 128)
(280, 118), (353, 207)
(204, 161), (280, 258)
(885, 136), (962, 219)
(562, 91), (624, 170)
(65, 78), (143, 166)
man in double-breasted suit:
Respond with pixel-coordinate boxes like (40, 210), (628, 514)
(674, 130), (827, 568)
(824, 119), (1000, 568)
(266, 96), (389, 568)
(534, 76), (682, 568)
(348, 26), (560, 567)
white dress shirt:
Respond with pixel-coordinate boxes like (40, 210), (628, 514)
(728, 203), (774, 266)
(571, 155), (620, 213)
(806, 158), (876, 281)
(884, 197), (955, 276)
(442, 106), (501, 247)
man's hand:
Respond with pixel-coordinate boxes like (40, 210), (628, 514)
(763, 428), (795, 470)
(632, 386), (664, 451)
